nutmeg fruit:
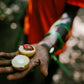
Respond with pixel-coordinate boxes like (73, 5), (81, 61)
(11, 55), (30, 70)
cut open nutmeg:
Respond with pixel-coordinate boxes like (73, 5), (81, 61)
(11, 55), (30, 70)
(19, 44), (36, 57)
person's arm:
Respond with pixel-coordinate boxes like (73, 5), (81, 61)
(0, 4), (79, 80)
(39, 4), (79, 50)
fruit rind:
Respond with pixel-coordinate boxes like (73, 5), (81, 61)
(11, 55), (30, 71)
(19, 45), (36, 57)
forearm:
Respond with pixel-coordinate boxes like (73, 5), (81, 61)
(39, 4), (79, 50)
(39, 13), (71, 50)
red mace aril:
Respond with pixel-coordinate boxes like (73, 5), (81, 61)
(19, 44), (36, 57)
(23, 44), (34, 50)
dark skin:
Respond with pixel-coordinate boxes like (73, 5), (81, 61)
(0, 4), (79, 80)
(0, 44), (49, 80)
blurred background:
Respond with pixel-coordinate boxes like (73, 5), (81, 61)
(0, 0), (84, 84)
(0, 0), (27, 52)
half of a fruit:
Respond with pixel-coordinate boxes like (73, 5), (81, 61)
(19, 44), (36, 57)
(11, 55), (30, 70)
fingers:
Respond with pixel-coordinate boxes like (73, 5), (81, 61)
(0, 51), (19, 58)
(7, 71), (27, 80)
(0, 60), (11, 65)
(40, 58), (49, 77)
(7, 59), (39, 80)
(0, 67), (14, 74)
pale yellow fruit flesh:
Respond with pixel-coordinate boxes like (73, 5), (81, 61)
(19, 45), (36, 57)
(11, 55), (30, 70)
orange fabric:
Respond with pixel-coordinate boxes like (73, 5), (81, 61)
(24, 16), (30, 35)
(67, 0), (84, 8)
(24, 0), (32, 35)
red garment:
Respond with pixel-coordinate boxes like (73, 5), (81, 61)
(67, 0), (84, 8)
(24, 0), (84, 55)
(24, 0), (66, 43)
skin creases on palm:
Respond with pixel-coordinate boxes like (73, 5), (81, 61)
(0, 44), (49, 80)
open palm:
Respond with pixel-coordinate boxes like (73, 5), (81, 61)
(0, 44), (49, 80)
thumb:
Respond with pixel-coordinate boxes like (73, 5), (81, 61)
(40, 59), (49, 77)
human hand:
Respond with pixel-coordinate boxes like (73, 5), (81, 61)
(0, 44), (49, 80)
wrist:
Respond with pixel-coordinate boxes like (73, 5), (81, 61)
(39, 22), (70, 52)
(38, 43), (50, 51)
(38, 34), (58, 51)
